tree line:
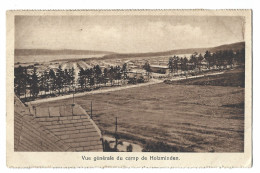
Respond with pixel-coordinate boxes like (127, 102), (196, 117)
(77, 65), (124, 89)
(168, 49), (245, 74)
(14, 64), (129, 100)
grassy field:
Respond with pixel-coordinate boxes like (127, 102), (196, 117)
(165, 67), (245, 87)
(35, 68), (244, 152)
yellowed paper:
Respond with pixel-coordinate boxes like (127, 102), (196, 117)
(6, 10), (252, 168)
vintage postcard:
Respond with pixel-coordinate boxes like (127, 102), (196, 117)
(6, 10), (252, 168)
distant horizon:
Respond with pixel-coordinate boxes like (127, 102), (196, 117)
(15, 41), (245, 55)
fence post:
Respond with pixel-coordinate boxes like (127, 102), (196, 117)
(73, 92), (75, 104)
(33, 106), (36, 117)
(90, 101), (92, 119)
(48, 106), (50, 117)
(115, 117), (118, 151)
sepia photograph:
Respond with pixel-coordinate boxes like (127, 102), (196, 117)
(13, 14), (247, 153)
(6, 10), (252, 168)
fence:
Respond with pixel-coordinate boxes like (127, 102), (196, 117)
(29, 104), (89, 118)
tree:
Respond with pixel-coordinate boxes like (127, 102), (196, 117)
(94, 65), (102, 87)
(216, 51), (224, 68)
(29, 67), (39, 98)
(89, 76), (95, 88)
(103, 68), (109, 85)
(85, 68), (92, 88)
(49, 69), (56, 94)
(189, 54), (197, 71)
(168, 57), (174, 74)
(204, 51), (211, 69)
(23, 67), (29, 98)
(108, 66), (115, 86)
(69, 67), (75, 89)
(183, 57), (188, 71)
(143, 61), (151, 80)
(38, 71), (46, 95)
(127, 144), (133, 152)
(115, 66), (122, 85)
(88, 68), (95, 88)
(63, 69), (70, 91)
(78, 68), (85, 89)
(240, 48), (245, 64)
(180, 57), (184, 71)
(43, 70), (50, 95)
(14, 66), (27, 98)
(56, 65), (64, 94)
(197, 53), (204, 72)
(143, 61), (151, 73)
(235, 48), (245, 64)
(211, 53), (217, 68)
(173, 56), (179, 74)
(121, 63), (128, 80)
(226, 50), (234, 68)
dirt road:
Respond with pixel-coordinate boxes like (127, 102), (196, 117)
(28, 71), (224, 105)
(28, 79), (162, 105)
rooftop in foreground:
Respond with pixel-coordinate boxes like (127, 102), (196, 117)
(14, 96), (103, 152)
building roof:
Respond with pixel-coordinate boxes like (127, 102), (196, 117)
(14, 96), (73, 151)
(129, 69), (146, 74)
(150, 65), (168, 69)
(32, 104), (103, 152)
(124, 60), (134, 63)
(14, 96), (103, 152)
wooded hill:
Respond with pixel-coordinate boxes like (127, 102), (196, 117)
(102, 42), (245, 60)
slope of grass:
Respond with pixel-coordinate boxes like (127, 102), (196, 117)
(164, 67), (245, 87)
(36, 79), (244, 152)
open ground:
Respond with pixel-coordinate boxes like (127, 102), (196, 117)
(33, 68), (244, 152)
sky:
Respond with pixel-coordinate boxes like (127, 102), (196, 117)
(15, 15), (245, 53)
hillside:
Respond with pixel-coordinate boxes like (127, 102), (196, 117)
(164, 67), (245, 88)
(102, 42), (245, 59)
(15, 41), (245, 60)
(209, 42), (245, 52)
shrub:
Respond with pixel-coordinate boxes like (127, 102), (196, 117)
(142, 141), (180, 152)
(127, 144), (133, 152)
(103, 140), (117, 152)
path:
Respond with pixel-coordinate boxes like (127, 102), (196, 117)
(28, 79), (162, 105)
(28, 71), (224, 105)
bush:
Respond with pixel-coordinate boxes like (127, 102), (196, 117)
(142, 141), (180, 152)
(126, 144), (133, 152)
(128, 78), (137, 84)
(103, 140), (117, 152)
(137, 76), (145, 83)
